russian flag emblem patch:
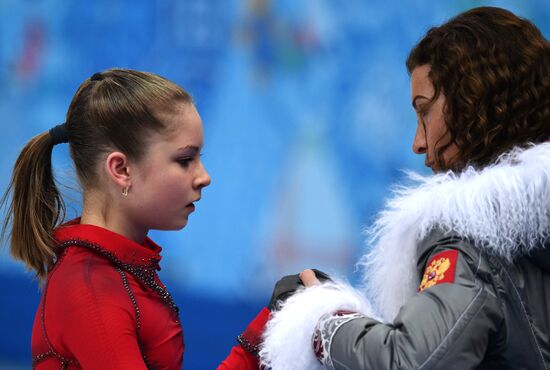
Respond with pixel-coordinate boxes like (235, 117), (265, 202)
(419, 249), (459, 292)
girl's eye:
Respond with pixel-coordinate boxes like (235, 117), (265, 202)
(177, 158), (192, 168)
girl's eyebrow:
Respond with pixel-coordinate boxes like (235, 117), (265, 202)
(177, 145), (200, 152)
(175, 146), (200, 155)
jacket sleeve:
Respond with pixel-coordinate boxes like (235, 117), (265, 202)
(217, 307), (270, 370)
(316, 239), (504, 370)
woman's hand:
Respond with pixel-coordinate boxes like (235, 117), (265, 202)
(269, 269), (331, 310)
(299, 269), (322, 287)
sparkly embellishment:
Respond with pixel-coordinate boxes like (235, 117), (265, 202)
(116, 267), (141, 334)
(237, 334), (259, 357)
(57, 239), (180, 315)
(32, 350), (54, 366)
(142, 354), (151, 369)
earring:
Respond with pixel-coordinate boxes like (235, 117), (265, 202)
(122, 186), (129, 196)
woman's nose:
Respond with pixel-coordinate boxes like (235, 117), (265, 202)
(412, 122), (427, 154)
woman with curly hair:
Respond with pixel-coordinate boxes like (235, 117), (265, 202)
(260, 6), (550, 369)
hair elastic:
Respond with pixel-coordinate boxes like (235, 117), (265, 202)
(49, 123), (69, 145)
(90, 72), (103, 81)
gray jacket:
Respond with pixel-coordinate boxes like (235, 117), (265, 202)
(260, 143), (550, 370)
(324, 231), (550, 369)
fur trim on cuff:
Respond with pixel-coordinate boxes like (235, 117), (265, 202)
(259, 281), (376, 370)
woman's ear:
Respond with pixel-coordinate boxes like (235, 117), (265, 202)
(105, 151), (131, 190)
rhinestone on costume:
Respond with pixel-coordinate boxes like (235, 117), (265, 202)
(57, 239), (180, 315)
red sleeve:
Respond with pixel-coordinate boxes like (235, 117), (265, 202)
(217, 307), (271, 370)
(48, 257), (148, 369)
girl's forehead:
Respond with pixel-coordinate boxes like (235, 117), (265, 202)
(156, 102), (202, 134)
(151, 111), (204, 151)
(156, 101), (198, 126)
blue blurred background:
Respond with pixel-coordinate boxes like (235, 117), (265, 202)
(0, 0), (548, 368)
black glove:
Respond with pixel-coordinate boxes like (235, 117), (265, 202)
(268, 269), (331, 311)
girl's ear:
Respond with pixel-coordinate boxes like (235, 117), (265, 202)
(105, 151), (131, 190)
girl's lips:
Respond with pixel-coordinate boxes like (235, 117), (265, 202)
(186, 197), (200, 212)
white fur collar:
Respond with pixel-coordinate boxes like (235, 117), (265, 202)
(359, 142), (550, 322)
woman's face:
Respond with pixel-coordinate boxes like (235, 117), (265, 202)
(126, 102), (211, 232)
(410, 65), (459, 172)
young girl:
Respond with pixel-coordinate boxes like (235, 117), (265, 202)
(260, 6), (550, 369)
(3, 69), (269, 369)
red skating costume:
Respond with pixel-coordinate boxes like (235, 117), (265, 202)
(31, 219), (268, 369)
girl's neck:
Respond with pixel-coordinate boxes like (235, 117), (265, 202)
(81, 191), (148, 244)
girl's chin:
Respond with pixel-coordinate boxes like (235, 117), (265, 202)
(173, 219), (189, 230)
(154, 218), (189, 231)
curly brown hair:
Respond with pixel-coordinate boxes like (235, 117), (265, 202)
(406, 6), (550, 171)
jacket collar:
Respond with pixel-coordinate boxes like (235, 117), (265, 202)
(358, 143), (550, 322)
(530, 242), (550, 272)
(53, 218), (163, 270)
